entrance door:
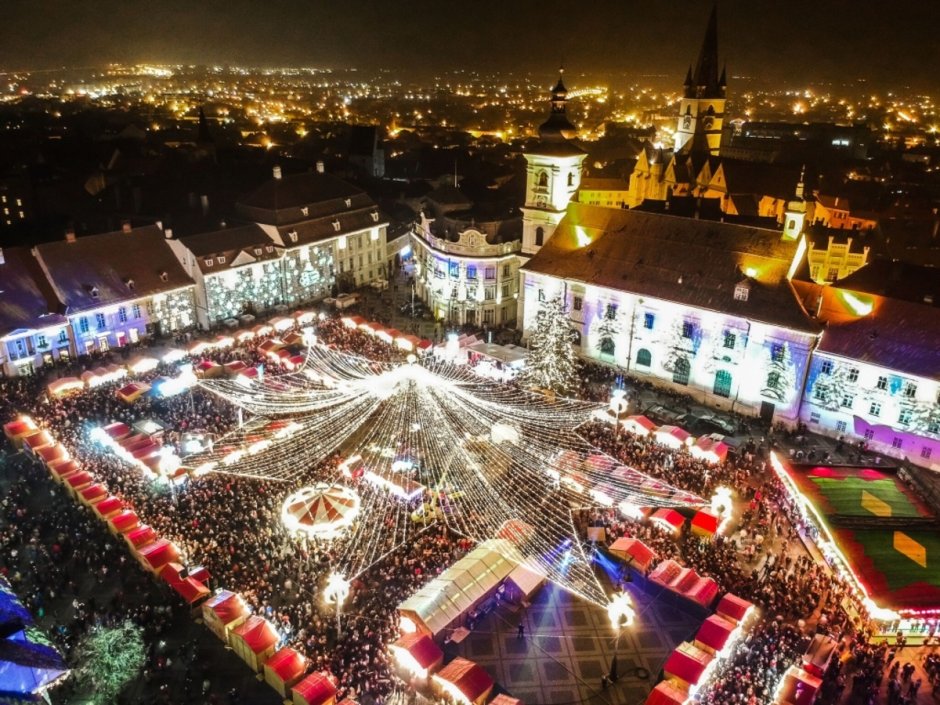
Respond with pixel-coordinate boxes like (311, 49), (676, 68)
(97, 336), (109, 352)
(760, 401), (775, 425)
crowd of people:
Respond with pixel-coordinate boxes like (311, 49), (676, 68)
(1, 313), (936, 705)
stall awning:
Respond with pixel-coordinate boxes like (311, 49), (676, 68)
(608, 537), (657, 572)
(293, 672), (337, 705)
(694, 614), (737, 653)
(716, 593), (754, 624)
(691, 510), (719, 537)
(205, 590), (248, 624)
(663, 643), (712, 686)
(644, 681), (688, 705)
(232, 616), (278, 654)
(265, 646), (306, 683)
(650, 508), (684, 531)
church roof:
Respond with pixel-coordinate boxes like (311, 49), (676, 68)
(522, 204), (819, 334)
(687, 5), (724, 99)
(237, 171), (375, 226)
(831, 258), (940, 306)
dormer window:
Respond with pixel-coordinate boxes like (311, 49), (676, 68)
(344, 198), (352, 208)
(217, 256), (226, 264)
(89, 286), (99, 299)
(204, 259), (213, 267)
(332, 220), (341, 232)
(254, 248), (262, 256)
(265, 245), (273, 253)
(159, 271), (169, 282)
(124, 277), (135, 291)
(734, 282), (750, 302)
(301, 206), (309, 217)
(288, 230), (298, 243)
(370, 211), (380, 223)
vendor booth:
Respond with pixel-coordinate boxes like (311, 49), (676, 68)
(690, 510), (720, 538)
(22, 430), (54, 455)
(108, 510), (140, 535)
(693, 614), (738, 655)
(645, 681), (689, 705)
(116, 382), (151, 404)
(36, 443), (69, 468)
(650, 508), (685, 533)
(48, 459), (80, 483)
(46, 377), (83, 397)
(292, 672), (337, 705)
(64, 470), (94, 497)
(159, 564), (211, 605)
(432, 657), (493, 705)
(124, 525), (156, 551)
(3, 417), (38, 448)
(202, 590), (250, 643)
(653, 425), (691, 449)
(389, 632), (444, 680)
(716, 593), (755, 625)
(609, 537), (657, 573)
(502, 563), (545, 604)
(623, 415), (657, 437)
(690, 435), (729, 464)
(663, 642), (714, 691)
(135, 538), (180, 573)
(194, 360), (223, 379)
(92, 496), (123, 520)
(230, 615), (279, 672)
(263, 646), (307, 698)
(78, 483), (108, 507)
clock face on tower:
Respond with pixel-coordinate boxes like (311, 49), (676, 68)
(535, 196), (547, 208)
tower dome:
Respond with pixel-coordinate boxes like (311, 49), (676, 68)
(538, 69), (578, 141)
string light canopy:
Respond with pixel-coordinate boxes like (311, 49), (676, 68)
(187, 343), (704, 606)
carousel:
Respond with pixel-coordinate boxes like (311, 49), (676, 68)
(281, 483), (361, 540)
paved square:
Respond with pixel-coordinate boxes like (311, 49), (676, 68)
(446, 581), (701, 705)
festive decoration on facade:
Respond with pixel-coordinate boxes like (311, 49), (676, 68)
(761, 341), (796, 403)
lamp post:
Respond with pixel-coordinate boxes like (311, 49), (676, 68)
(324, 572), (350, 639)
(607, 590), (635, 683)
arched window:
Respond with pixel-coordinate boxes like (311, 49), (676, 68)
(673, 357), (690, 386)
(535, 227), (544, 247)
(636, 348), (652, 368)
(714, 370), (732, 398)
(537, 172), (549, 190)
(567, 172), (575, 187)
(571, 329), (582, 346)
(599, 337), (616, 356)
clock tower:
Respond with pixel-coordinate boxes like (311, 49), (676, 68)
(521, 70), (587, 257)
(674, 6), (726, 156)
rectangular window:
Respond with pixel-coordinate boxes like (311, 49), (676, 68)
(573, 296), (582, 311)
(501, 283), (510, 298)
(892, 437), (903, 449)
(485, 267), (496, 280)
(840, 394), (854, 409)
(538, 289), (545, 302)
(58, 329), (68, 344)
(835, 420), (848, 433)
(898, 408), (913, 426)
(809, 412), (820, 424)
(813, 384), (828, 401)
(771, 343), (784, 362)
(723, 331), (735, 349)
(133, 304), (141, 319)
(929, 419), (940, 435)
(869, 401), (881, 417)
(36, 335), (47, 349)
(467, 265), (477, 280)
(502, 264), (510, 277)
(485, 287), (495, 301)
(821, 360), (833, 375)
(644, 312), (655, 330)
(922, 447), (933, 460)
(847, 368), (859, 383)
(876, 376), (888, 391)
(864, 429), (875, 441)
(605, 303), (618, 320)
(449, 261), (459, 278)
(903, 382), (917, 399)
(118, 307), (127, 323)
(95, 313), (106, 330)
(682, 321), (694, 339)
(79, 317), (89, 334)
(826, 268), (840, 281)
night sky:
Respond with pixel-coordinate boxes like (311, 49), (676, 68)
(4, 0), (940, 88)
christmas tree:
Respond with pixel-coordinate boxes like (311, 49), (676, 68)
(809, 361), (856, 412)
(74, 620), (146, 704)
(520, 296), (579, 394)
(594, 304), (622, 358)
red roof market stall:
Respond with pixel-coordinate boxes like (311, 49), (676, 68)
(49, 459), (80, 482)
(292, 671), (337, 705)
(650, 508), (685, 533)
(690, 435), (729, 464)
(774, 665), (822, 705)
(489, 696), (523, 705)
(202, 590), (250, 644)
(135, 538), (180, 573)
(93, 496), (123, 520)
(663, 642), (714, 690)
(644, 681), (689, 705)
(4, 417), (37, 448)
(124, 525), (156, 551)
(36, 443), (69, 468)
(432, 657), (494, 705)
(64, 470), (94, 497)
(608, 537), (657, 573)
(623, 415), (657, 436)
(390, 632), (444, 679)
(653, 425), (691, 449)
(716, 593), (755, 625)
(103, 421), (132, 440)
(223, 360), (248, 376)
(263, 646), (307, 698)
(693, 614), (738, 655)
(159, 564), (211, 605)
(649, 559), (684, 588)
(22, 430), (54, 455)
(194, 360), (223, 379)
(108, 510), (140, 535)
(231, 615), (279, 672)
(78, 483), (108, 506)
(691, 509), (720, 538)
(116, 382), (151, 404)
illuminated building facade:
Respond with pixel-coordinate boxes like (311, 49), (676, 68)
(33, 225), (196, 355)
(520, 205), (820, 423)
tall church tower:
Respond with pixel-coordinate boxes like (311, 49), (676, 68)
(674, 6), (727, 155)
(521, 71), (587, 257)
(783, 166), (814, 240)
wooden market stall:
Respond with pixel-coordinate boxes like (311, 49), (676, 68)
(202, 590), (250, 644)
(263, 646), (307, 698)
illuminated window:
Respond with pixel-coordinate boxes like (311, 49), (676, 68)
(922, 447), (933, 460)
(714, 370), (732, 398)
(204, 259), (213, 267)
(95, 313), (106, 330)
(771, 343), (785, 362)
(537, 289), (545, 302)
(876, 376), (888, 391)
(58, 330), (68, 344)
(503, 263), (510, 277)
(118, 307), (127, 323)
(536, 172), (548, 190)
(899, 408), (913, 426)
(810, 412), (821, 424)
(869, 401), (881, 417)
(605, 303), (618, 320)
(723, 331), (735, 349)
(903, 382), (917, 399)
(643, 313), (655, 330)
(535, 227), (544, 247)
(485, 267), (495, 280)
(840, 394), (854, 409)
(217, 256), (225, 264)
(466, 265), (476, 280)
(847, 367), (859, 383)
(682, 321), (694, 339)
(573, 296), (582, 311)
(78, 317), (89, 334)
(835, 420), (847, 433)
(636, 348), (652, 367)
(827, 268), (839, 280)
(132, 304), (141, 319)
(733, 283), (749, 301)
(332, 220), (341, 232)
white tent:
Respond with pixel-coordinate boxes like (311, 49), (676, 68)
(504, 562), (545, 602)
(398, 539), (519, 638)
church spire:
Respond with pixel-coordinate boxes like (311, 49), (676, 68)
(687, 5), (722, 99)
(550, 66), (568, 114)
(538, 66), (577, 140)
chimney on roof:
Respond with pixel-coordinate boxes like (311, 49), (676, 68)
(122, 221), (132, 233)
(164, 228), (173, 239)
(316, 160), (325, 174)
(65, 227), (76, 243)
(272, 165), (283, 180)
(925, 294), (935, 305)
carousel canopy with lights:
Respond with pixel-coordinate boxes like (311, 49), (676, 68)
(281, 483), (360, 538)
(185, 343), (704, 606)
